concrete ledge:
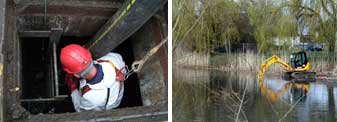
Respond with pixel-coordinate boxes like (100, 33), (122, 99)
(23, 104), (167, 122)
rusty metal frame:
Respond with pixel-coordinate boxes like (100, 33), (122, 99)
(50, 28), (62, 96)
(18, 28), (64, 100)
(18, 30), (51, 37)
(0, 0), (6, 121)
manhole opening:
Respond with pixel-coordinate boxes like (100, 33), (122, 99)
(20, 36), (143, 114)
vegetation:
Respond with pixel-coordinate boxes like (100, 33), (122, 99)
(209, 51), (337, 73)
(173, 0), (242, 53)
(173, 0), (337, 54)
(173, 1), (337, 121)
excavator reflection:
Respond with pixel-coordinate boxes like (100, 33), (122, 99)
(259, 78), (310, 103)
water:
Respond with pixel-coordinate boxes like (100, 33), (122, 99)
(173, 68), (337, 122)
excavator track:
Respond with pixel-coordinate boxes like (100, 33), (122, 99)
(283, 71), (316, 82)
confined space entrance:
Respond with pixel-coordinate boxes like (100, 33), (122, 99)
(20, 36), (143, 114)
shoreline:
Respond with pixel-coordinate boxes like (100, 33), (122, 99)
(174, 63), (337, 80)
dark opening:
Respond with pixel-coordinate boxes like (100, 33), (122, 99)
(20, 36), (143, 114)
(113, 39), (143, 108)
(20, 37), (50, 99)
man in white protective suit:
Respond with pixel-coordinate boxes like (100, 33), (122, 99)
(60, 44), (126, 112)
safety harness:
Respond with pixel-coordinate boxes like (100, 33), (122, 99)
(80, 60), (125, 109)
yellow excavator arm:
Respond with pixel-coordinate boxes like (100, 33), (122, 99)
(258, 55), (293, 81)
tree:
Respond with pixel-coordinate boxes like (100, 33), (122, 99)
(245, 0), (297, 52)
(173, 0), (242, 53)
(288, 0), (337, 54)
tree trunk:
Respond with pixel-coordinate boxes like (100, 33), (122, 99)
(328, 32), (336, 62)
(328, 39), (335, 52)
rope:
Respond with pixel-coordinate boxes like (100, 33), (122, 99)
(124, 37), (167, 79)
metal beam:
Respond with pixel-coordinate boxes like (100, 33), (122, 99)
(17, 5), (119, 16)
(14, 0), (122, 9)
(26, 104), (167, 121)
(0, 0), (5, 121)
(49, 28), (62, 97)
(15, 0), (122, 17)
(20, 96), (67, 102)
(85, 0), (167, 59)
(50, 28), (62, 43)
(3, 0), (29, 121)
(17, 16), (110, 37)
(18, 30), (51, 38)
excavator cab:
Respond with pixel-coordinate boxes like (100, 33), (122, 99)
(290, 51), (308, 70)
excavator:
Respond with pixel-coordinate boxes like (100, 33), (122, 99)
(258, 51), (314, 102)
(258, 51), (316, 82)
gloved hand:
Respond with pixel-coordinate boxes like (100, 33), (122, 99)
(65, 74), (79, 92)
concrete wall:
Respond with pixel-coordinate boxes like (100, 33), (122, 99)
(131, 17), (167, 106)
(15, 0), (121, 37)
(24, 104), (167, 122)
(3, 1), (30, 121)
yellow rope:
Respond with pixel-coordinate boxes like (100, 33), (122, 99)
(132, 37), (168, 73)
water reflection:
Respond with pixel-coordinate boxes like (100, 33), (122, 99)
(259, 79), (309, 103)
(173, 69), (337, 122)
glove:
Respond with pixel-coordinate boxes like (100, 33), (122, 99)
(65, 74), (79, 92)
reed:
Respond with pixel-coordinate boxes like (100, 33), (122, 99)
(209, 51), (337, 75)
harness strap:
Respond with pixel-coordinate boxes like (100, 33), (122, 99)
(97, 60), (126, 82)
(81, 85), (91, 95)
(80, 60), (125, 96)
(104, 88), (110, 109)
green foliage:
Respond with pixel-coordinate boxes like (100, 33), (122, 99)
(287, 0), (337, 52)
(173, 0), (337, 53)
(173, 0), (242, 52)
(246, 1), (297, 52)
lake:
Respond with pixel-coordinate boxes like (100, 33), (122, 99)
(173, 68), (337, 122)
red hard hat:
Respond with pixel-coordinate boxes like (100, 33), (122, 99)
(60, 44), (92, 74)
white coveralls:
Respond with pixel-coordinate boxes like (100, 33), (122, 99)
(70, 52), (126, 112)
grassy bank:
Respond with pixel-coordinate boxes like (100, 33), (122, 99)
(210, 51), (337, 75)
(174, 50), (337, 76)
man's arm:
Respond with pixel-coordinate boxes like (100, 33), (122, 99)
(65, 74), (81, 112)
(70, 90), (82, 112)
